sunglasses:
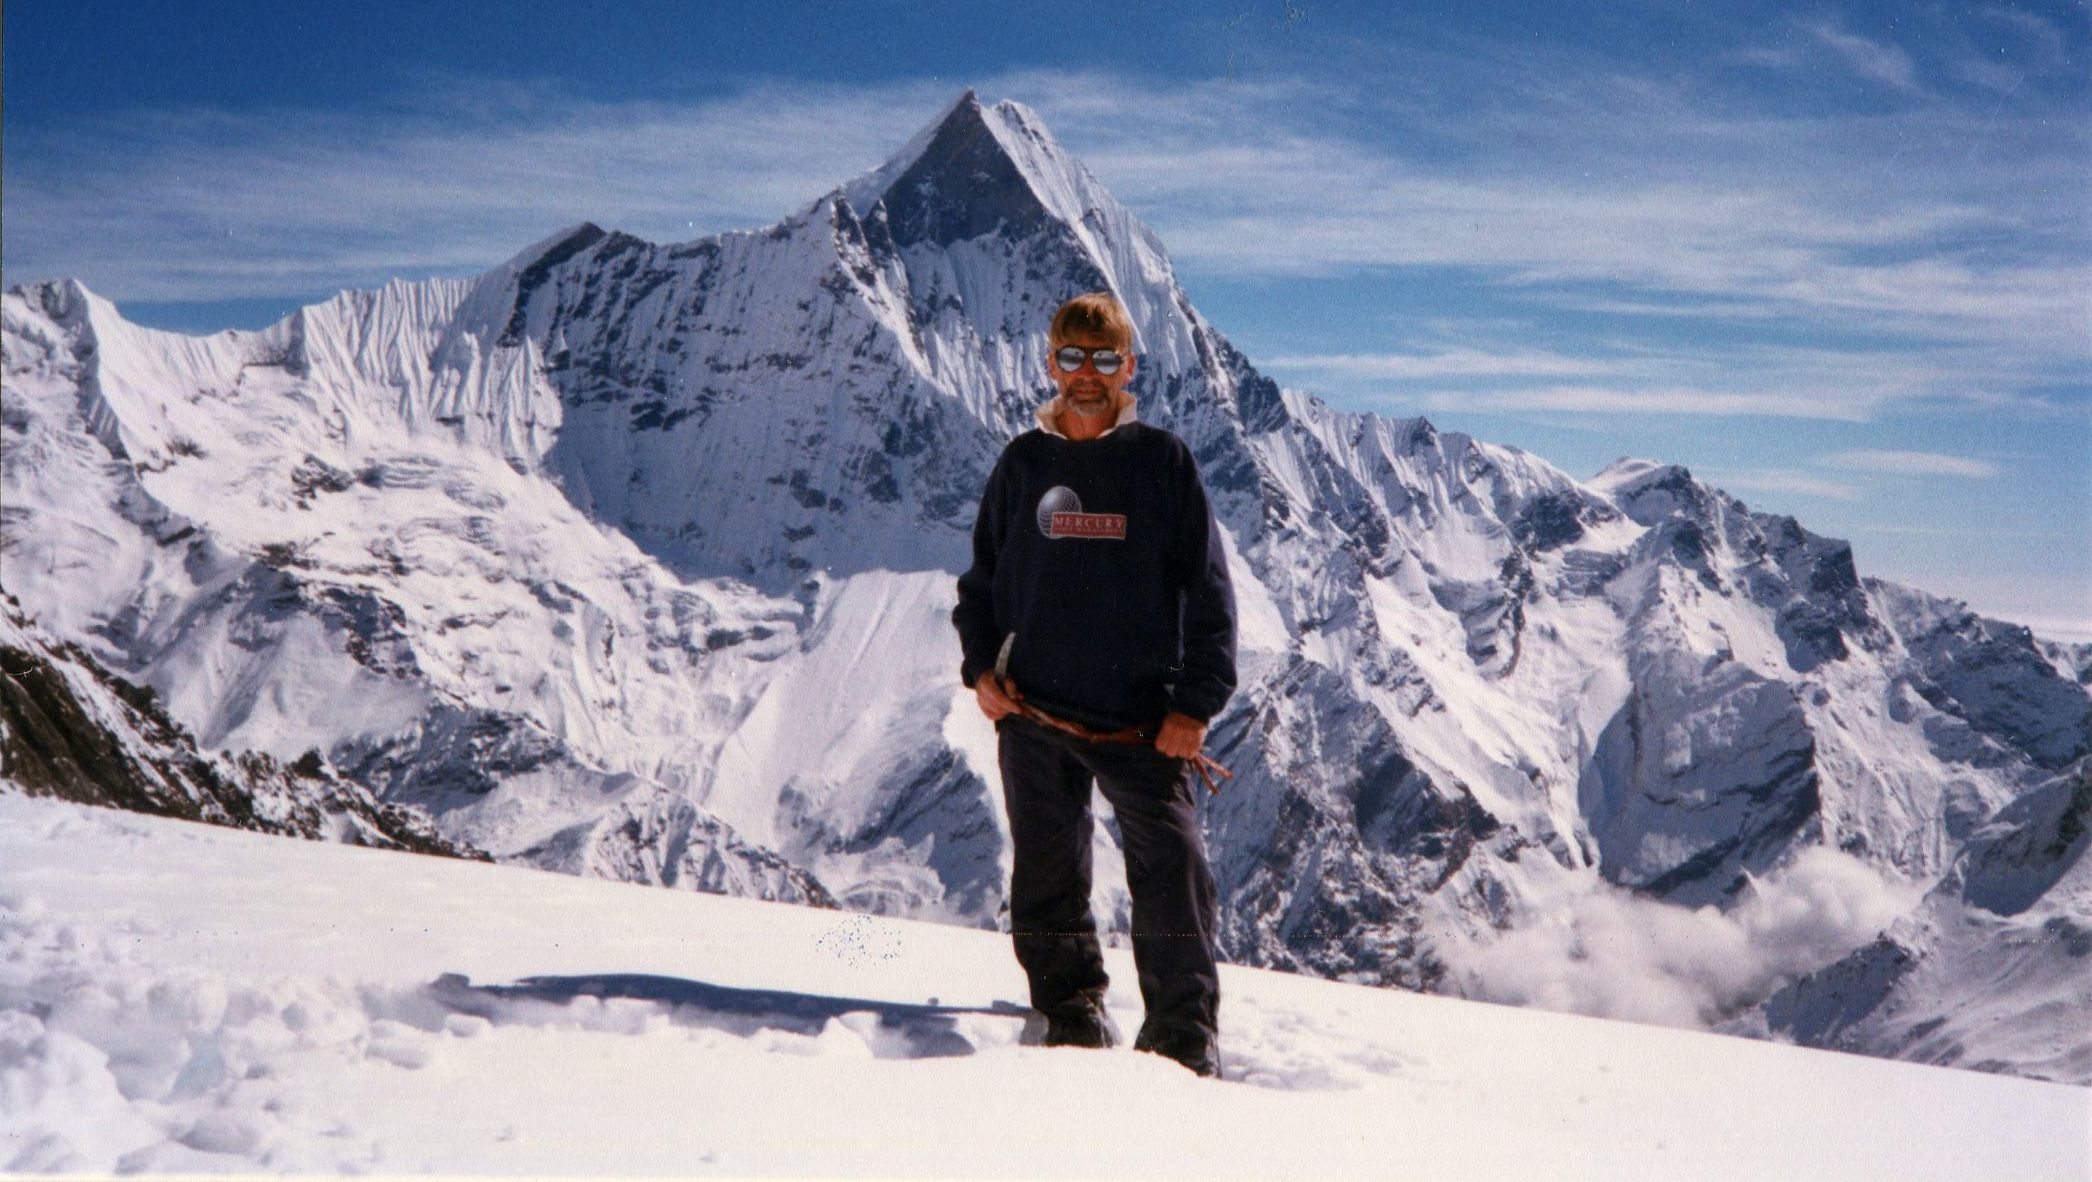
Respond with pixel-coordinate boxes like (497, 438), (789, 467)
(1054, 345), (1127, 376)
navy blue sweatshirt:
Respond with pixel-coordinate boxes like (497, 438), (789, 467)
(953, 421), (1237, 731)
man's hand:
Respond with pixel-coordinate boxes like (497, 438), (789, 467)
(1155, 712), (1207, 760)
(976, 673), (1023, 722)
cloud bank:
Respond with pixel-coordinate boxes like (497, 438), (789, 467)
(1445, 848), (1926, 1030)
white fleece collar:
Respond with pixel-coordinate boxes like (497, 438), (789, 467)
(1036, 391), (1138, 439)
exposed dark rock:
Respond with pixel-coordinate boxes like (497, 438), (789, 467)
(501, 223), (607, 346)
(880, 93), (1052, 249)
(0, 596), (482, 859)
(1511, 491), (1587, 551)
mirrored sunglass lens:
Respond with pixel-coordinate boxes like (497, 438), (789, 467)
(1055, 346), (1125, 374)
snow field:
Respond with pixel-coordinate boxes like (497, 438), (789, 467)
(2, 795), (2085, 1179)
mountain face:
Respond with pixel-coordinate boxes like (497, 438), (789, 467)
(1738, 759), (2090, 1081)
(0, 593), (481, 858)
(4, 91), (2087, 1080)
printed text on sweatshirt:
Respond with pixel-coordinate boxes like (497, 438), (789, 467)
(953, 422), (1237, 732)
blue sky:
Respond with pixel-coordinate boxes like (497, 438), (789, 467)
(5, 1), (2088, 639)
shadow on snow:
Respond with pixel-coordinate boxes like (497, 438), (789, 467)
(430, 971), (1031, 1059)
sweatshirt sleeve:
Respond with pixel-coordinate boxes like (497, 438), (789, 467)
(1164, 443), (1238, 723)
(951, 447), (1011, 688)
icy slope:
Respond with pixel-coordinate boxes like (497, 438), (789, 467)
(1, 795), (2083, 1179)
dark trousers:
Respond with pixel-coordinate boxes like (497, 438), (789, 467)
(997, 714), (1221, 1046)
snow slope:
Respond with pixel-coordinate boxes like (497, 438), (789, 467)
(1, 795), (2083, 1179)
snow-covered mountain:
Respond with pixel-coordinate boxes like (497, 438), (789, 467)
(0, 592), (477, 858)
(1738, 757), (2090, 1081)
(3, 91), (2086, 1082)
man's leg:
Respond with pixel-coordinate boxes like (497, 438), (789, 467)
(997, 716), (1111, 1023)
(1083, 743), (1221, 1074)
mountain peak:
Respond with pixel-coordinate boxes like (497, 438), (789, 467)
(836, 92), (976, 216)
(1588, 457), (1724, 528)
(1589, 456), (1670, 487)
(833, 90), (1107, 256)
(6, 277), (107, 329)
(867, 95), (1052, 249)
(504, 222), (607, 274)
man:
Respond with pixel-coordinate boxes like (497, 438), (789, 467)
(952, 292), (1237, 1078)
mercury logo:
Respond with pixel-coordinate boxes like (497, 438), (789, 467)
(1036, 486), (1127, 540)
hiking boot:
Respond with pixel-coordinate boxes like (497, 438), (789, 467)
(1041, 991), (1116, 1049)
(1134, 1023), (1224, 1079)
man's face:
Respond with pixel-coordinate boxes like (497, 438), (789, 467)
(1049, 331), (1136, 421)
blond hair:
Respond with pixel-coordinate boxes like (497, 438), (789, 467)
(1049, 292), (1134, 352)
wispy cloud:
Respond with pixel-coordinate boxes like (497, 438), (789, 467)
(10, 59), (2084, 353)
(1703, 468), (1865, 501)
(1268, 331), (2062, 426)
(1994, 612), (2092, 645)
(2, 81), (953, 301)
(1801, 19), (1924, 92)
(6, 41), (2086, 418)
(1818, 449), (2001, 477)
(1843, 523), (2080, 538)
(1952, 7), (2079, 93)
(1974, 6), (2073, 64)
(1027, 66), (2088, 362)
(1411, 386), (1878, 422)
(1263, 348), (1634, 381)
